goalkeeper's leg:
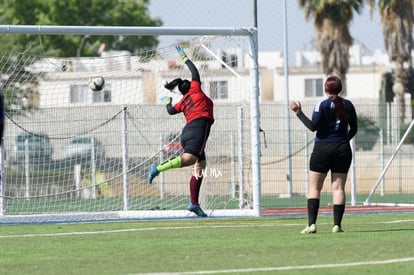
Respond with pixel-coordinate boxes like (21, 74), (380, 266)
(187, 157), (208, 217)
(148, 153), (199, 184)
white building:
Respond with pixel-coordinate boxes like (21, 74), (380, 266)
(256, 44), (394, 103)
(23, 44), (400, 109)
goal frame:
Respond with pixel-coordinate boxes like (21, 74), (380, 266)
(364, 118), (414, 206)
(0, 25), (261, 222)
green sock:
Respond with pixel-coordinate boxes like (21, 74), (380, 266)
(156, 157), (181, 172)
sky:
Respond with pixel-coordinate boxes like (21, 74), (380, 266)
(148, 0), (385, 55)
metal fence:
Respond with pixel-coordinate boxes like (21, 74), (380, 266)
(3, 101), (413, 213)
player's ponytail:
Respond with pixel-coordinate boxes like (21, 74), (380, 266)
(325, 76), (349, 121)
(164, 78), (190, 95)
(164, 78), (182, 91)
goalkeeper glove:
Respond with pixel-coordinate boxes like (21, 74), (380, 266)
(176, 45), (188, 62)
(160, 96), (172, 105)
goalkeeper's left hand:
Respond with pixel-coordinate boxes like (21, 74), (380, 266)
(160, 96), (172, 105)
(176, 45), (188, 62)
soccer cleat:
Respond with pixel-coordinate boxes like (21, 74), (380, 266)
(148, 163), (160, 184)
(301, 224), (317, 234)
(332, 225), (344, 233)
(187, 204), (208, 217)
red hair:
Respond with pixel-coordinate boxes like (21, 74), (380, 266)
(325, 76), (349, 121)
(324, 76), (342, 94)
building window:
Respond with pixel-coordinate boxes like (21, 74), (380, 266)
(221, 52), (238, 68)
(93, 88), (111, 103)
(210, 81), (228, 99)
(70, 85), (89, 103)
(305, 78), (323, 97)
(70, 85), (111, 104)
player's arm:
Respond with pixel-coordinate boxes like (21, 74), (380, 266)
(184, 60), (200, 82)
(347, 104), (358, 140)
(160, 96), (178, 115)
(176, 45), (200, 82)
(290, 100), (317, 131)
(296, 110), (318, 132)
(166, 102), (178, 115)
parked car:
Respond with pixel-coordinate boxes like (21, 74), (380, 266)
(13, 132), (53, 162)
(63, 136), (105, 162)
(162, 132), (183, 157)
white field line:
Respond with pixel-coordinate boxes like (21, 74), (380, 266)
(2, 219), (414, 274)
(131, 257), (414, 275)
(0, 219), (413, 239)
(0, 224), (279, 238)
(373, 219), (414, 224)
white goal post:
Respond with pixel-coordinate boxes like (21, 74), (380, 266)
(0, 25), (261, 223)
(364, 118), (414, 206)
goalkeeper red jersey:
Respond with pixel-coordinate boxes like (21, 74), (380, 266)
(174, 80), (214, 124)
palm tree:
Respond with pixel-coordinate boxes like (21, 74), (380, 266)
(299, 0), (364, 95)
(368, 0), (414, 122)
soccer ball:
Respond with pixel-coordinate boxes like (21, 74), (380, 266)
(89, 76), (105, 91)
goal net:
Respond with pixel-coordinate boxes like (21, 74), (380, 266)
(0, 26), (260, 223)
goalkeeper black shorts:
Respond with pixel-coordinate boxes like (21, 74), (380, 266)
(180, 118), (212, 161)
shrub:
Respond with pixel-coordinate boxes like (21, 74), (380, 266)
(400, 122), (414, 144)
(355, 115), (380, 151)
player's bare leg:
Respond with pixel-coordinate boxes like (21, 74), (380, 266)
(331, 172), (347, 232)
(301, 171), (327, 234)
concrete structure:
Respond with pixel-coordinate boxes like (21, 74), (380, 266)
(26, 44), (400, 109)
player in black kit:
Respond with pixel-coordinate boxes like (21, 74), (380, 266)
(290, 75), (357, 233)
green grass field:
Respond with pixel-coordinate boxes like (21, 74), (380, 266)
(0, 213), (413, 275)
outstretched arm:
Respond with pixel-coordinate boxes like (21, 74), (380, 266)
(166, 103), (178, 115)
(176, 45), (200, 82)
(160, 96), (178, 115)
(185, 59), (200, 82)
(289, 101), (317, 131)
(296, 111), (318, 131)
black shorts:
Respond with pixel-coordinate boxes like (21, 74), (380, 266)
(309, 141), (352, 173)
(180, 118), (212, 161)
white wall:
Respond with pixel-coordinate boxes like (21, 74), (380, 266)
(273, 65), (390, 103)
(39, 71), (145, 107)
(34, 47), (396, 107)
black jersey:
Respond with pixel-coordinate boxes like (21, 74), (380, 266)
(311, 97), (357, 142)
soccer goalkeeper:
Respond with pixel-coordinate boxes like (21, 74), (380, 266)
(148, 45), (214, 217)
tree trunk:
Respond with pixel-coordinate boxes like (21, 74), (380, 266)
(393, 61), (407, 123)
